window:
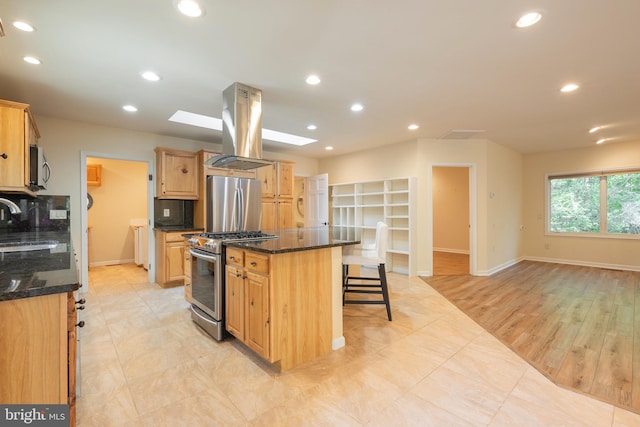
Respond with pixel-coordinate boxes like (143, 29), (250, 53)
(548, 170), (640, 236)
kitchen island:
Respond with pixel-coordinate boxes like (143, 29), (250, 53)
(224, 226), (359, 370)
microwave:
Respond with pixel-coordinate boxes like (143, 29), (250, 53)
(29, 145), (50, 191)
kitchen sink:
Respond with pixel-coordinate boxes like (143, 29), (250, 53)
(0, 240), (59, 253)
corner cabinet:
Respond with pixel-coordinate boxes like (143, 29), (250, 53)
(257, 161), (295, 230)
(154, 230), (186, 287)
(0, 99), (40, 196)
(155, 147), (199, 200)
(330, 177), (416, 275)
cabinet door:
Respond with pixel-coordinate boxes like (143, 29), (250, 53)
(87, 164), (102, 186)
(261, 199), (277, 230)
(245, 272), (269, 359)
(276, 162), (294, 198)
(184, 250), (192, 303)
(0, 105), (26, 189)
(157, 150), (198, 199)
(277, 199), (294, 229)
(166, 242), (185, 282)
(225, 265), (245, 340)
(256, 163), (276, 197)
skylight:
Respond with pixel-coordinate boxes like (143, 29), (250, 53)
(169, 110), (317, 146)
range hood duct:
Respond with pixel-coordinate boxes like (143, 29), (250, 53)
(204, 82), (273, 170)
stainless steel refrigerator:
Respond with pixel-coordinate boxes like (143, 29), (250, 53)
(206, 175), (262, 233)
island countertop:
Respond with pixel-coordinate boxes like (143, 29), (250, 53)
(0, 231), (80, 301)
(225, 226), (360, 254)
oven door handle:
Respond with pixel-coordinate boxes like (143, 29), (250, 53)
(189, 249), (220, 262)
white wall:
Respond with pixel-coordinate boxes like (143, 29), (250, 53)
(523, 140), (640, 270)
(320, 138), (524, 276)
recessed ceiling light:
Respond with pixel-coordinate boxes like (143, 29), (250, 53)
(588, 126), (601, 133)
(350, 103), (364, 112)
(23, 56), (41, 65)
(596, 138), (607, 144)
(325, 146), (334, 151)
(305, 75), (321, 85)
(514, 12), (542, 28)
(175, 0), (205, 17)
(168, 110), (317, 146)
(408, 124), (419, 130)
(123, 105), (138, 113)
(560, 83), (579, 93)
(307, 124), (317, 130)
(141, 71), (161, 81)
(13, 21), (35, 32)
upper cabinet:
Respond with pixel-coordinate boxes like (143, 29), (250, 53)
(257, 161), (295, 230)
(155, 147), (199, 200)
(86, 164), (102, 187)
(0, 99), (40, 196)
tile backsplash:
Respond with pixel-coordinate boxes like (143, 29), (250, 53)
(0, 194), (71, 234)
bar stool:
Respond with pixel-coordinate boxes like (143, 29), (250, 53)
(342, 221), (392, 321)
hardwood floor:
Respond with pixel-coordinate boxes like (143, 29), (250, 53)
(423, 260), (640, 414)
(433, 251), (469, 275)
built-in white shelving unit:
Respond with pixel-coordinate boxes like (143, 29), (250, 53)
(330, 177), (416, 275)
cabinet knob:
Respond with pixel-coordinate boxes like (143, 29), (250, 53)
(235, 273), (242, 278)
(181, 168), (188, 174)
(250, 262), (257, 267)
(76, 321), (85, 328)
(1, 153), (7, 159)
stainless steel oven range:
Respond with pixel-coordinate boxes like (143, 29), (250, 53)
(187, 231), (276, 341)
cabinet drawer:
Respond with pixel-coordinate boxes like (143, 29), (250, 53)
(226, 248), (244, 266)
(166, 232), (186, 243)
(245, 252), (269, 274)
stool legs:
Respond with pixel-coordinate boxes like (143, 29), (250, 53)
(342, 263), (392, 321)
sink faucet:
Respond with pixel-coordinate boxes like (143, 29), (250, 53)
(0, 198), (22, 214)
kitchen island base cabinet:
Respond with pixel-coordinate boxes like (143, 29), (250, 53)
(225, 247), (332, 370)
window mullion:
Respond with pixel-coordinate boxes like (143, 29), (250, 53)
(600, 176), (607, 234)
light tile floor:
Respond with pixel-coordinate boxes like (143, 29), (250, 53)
(77, 264), (640, 426)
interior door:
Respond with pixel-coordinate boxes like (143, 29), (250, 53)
(304, 173), (329, 227)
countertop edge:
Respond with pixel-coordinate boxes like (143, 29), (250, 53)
(0, 282), (81, 302)
(225, 240), (358, 254)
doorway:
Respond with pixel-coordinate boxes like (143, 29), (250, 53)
(432, 166), (471, 275)
(81, 153), (154, 291)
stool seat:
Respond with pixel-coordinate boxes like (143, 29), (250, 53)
(342, 222), (392, 321)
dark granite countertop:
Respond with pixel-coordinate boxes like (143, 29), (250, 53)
(153, 226), (204, 233)
(225, 226), (360, 254)
(0, 231), (80, 301)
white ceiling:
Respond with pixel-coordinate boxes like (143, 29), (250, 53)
(1, 1), (640, 159)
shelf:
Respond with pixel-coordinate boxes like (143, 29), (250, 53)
(330, 176), (415, 275)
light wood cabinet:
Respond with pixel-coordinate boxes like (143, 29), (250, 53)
(155, 147), (199, 200)
(155, 230), (186, 287)
(184, 246), (192, 302)
(225, 247), (270, 359)
(0, 292), (77, 424)
(256, 160), (295, 230)
(87, 164), (102, 186)
(224, 246), (332, 370)
(0, 99), (39, 196)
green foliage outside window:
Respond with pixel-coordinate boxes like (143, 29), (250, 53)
(549, 172), (640, 235)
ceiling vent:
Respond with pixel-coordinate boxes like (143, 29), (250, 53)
(439, 129), (486, 140)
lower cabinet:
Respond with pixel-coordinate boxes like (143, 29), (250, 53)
(0, 292), (78, 425)
(224, 246), (333, 370)
(155, 230), (186, 287)
(225, 248), (270, 359)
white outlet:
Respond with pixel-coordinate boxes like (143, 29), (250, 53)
(163, 209), (170, 217)
(50, 210), (67, 220)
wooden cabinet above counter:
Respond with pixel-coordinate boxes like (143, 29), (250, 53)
(155, 147), (199, 200)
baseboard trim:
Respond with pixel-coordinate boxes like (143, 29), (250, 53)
(89, 259), (135, 268)
(433, 248), (470, 255)
(524, 256), (640, 272)
(332, 336), (345, 350)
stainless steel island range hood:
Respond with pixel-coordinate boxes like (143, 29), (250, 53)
(204, 82), (273, 170)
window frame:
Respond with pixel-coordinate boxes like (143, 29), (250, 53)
(545, 167), (640, 240)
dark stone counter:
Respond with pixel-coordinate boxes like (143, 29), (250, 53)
(0, 231), (80, 301)
(225, 226), (360, 254)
